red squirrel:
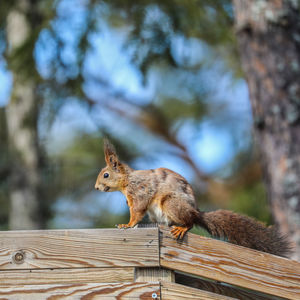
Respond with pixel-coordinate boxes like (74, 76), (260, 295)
(95, 140), (291, 257)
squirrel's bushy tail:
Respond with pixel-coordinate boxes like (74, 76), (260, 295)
(195, 209), (292, 257)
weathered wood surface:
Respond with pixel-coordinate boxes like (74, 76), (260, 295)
(160, 228), (300, 300)
(0, 267), (134, 286)
(0, 282), (160, 299)
(161, 281), (235, 300)
(1, 227), (300, 299)
(175, 272), (284, 300)
(134, 267), (174, 282)
(0, 228), (159, 269)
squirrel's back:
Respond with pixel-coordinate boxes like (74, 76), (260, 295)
(127, 167), (196, 205)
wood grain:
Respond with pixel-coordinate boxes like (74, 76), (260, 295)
(0, 267), (134, 286)
(1, 226), (300, 299)
(161, 281), (235, 300)
(0, 228), (159, 270)
(134, 267), (174, 282)
(0, 282), (160, 299)
(160, 228), (300, 300)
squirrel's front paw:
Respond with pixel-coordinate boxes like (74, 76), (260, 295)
(117, 224), (131, 229)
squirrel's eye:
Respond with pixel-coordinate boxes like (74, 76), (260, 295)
(103, 173), (109, 178)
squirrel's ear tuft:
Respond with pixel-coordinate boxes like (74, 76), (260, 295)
(103, 139), (122, 172)
(104, 139), (116, 157)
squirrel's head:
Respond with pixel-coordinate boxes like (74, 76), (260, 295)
(95, 139), (126, 192)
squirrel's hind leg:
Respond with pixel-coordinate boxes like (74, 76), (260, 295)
(170, 226), (191, 239)
(161, 195), (195, 240)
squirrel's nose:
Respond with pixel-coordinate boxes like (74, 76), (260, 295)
(95, 185), (99, 190)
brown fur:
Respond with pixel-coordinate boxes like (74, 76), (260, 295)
(200, 210), (291, 256)
(95, 140), (292, 257)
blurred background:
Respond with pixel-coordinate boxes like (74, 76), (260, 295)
(0, 0), (270, 231)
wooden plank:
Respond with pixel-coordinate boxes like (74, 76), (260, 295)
(175, 272), (284, 300)
(0, 267), (134, 286)
(134, 267), (174, 282)
(160, 227), (300, 300)
(0, 228), (159, 270)
(161, 281), (235, 300)
(0, 282), (160, 299)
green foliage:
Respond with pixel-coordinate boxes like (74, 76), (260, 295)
(229, 182), (272, 225)
(158, 98), (207, 124)
(7, 32), (40, 80)
(0, 1), (16, 54)
(0, 108), (9, 229)
(93, 210), (130, 229)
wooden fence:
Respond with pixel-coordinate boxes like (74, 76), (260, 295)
(0, 226), (299, 299)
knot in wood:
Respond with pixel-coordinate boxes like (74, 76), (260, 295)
(13, 250), (25, 264)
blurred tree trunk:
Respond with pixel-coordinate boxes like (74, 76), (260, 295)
(234, 0), (300, 259)
(6, 0), (43, 229)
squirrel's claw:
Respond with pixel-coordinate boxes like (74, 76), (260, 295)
(171, 225), (188, 240)
(117, 224), (131, 229)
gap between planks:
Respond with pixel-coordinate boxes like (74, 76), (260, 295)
(161, 281), (235, 300)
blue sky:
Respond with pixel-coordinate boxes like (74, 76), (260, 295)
(0, 62), (12, 107)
